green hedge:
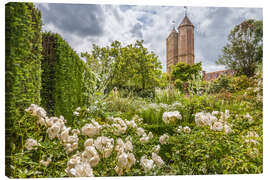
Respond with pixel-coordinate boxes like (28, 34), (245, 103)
(5, 2), (42, 176)
(41, 32), (94, 123)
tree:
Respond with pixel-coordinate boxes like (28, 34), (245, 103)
(217, 19), (263, 77)
(81, 41), (121, 93)
(128, 40), (162, 91)
(171, 62), (202, 91)
(158, 72), (170, 89)
(81, 40), (162, 95)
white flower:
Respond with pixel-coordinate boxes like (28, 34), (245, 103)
(114, 152), (136, 176)
(127, 153), (136, 169)
(94, 136), (114, 158)
(25, 138), (39, 150)
(183, 126), (191, 134)
(245, 139), (258, 145)
(126, 120), (137, 129)
(140, 135), (150, 144)
(244, 131), (260, 146)
(148, 132), (153, 139)
(72, 129), (80, 135)
(81, 123), (100, 137)
(136, 128), (145, 136)
(140, 131), (153, 143)
(195, 112), (216, 127)
(115, 138), (125, 154)
(124, 140), (133, 152)
(159, 134), (169, 145)
(60, 127), (71, 143)
(69, 162), (94, 177)
(140, 155), (154, 172)
(46, 117), (65, 128)
(162, 111), (182, 124)
(225, 110), (230, 120)
(73, 111), (79, 116)
(152, 145), (160, 153)
(246, 131), (259, 138)
(72, 142), (78, 149)
(84, 138), (94, 147)
(212, 111), (219, 116)
(244, 113), (253, 123)
(114, 166), (123, 176)
(82, 146), (100, 167)
(67, 134), (79, 144)
(65, 143), (72, 154)
(112, 117), (127, 136)
(224, 124), (233, 134)
(211, 122), (223, 131)
(117, 152), (128, 168)
(67, 154), (81, 167)
(152, 152), (164, 167)
(40, 158), (51, 167)
(76, 107), (81, 111)
(176, 126), (183, 133)
(47, 122), (62, 140)
(25, 104), (47, 126)
(172, 102), (183, 108)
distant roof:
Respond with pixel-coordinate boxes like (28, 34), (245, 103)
(178, 15), (194, 28)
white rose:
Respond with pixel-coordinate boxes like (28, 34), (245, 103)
(25, 138), (39, 150)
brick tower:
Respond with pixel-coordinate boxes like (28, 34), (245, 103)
(166, 12), (195, 73)
(166, 28), (178, 73)
(177, 15), (194, 66)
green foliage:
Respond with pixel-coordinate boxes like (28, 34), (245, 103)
(154, 88), (183, 104)
(5, 2), (42, 176)
(41, 32), (95, 123)
(217, 19), (263, 77)
(205, 74), (250, 94)
(81, 40), (162, 97)
(171, 62), (202, 91)
(158, 72), (170, 89)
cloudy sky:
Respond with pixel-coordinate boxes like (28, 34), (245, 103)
(35, 3), (262, 72)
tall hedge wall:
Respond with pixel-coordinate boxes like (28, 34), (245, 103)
(5, 2), (42, 175)
(41, 32), (93, 123)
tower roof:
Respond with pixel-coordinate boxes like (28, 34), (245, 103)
(171, 28), (177, 33)
(178, 15), (194, 28)
(167, 27), (178, 40)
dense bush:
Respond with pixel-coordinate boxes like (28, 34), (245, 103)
(205, 74), (251, 94)
(5, 2), (42, 176)
(41, 32), (94, 123)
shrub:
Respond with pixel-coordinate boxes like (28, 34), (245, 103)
(41, 32), (94, 123)
(5, 2), (42, 176)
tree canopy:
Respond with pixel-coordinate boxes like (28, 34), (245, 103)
(171, 62), (202, 91)
(81, 40), (162, 96)
(217, 19), (263, 77)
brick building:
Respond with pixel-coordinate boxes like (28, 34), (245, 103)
(166, 13), (233, 81)
(202, 69), (234, 81)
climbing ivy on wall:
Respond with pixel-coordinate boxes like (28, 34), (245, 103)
(5, 2), (42, 175)
(41, 32), (94, 123)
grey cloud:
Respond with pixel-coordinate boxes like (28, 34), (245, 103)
(36, 3), (105, 37)
(35, 3), (263, 73)
(130, 23), (143, 38)
(192, 7), (262, 72)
